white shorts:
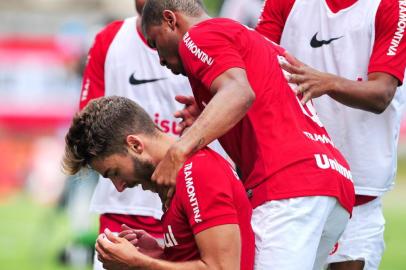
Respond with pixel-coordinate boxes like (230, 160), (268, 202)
(251, 196), (350, 270)
(325, 197), (385, 270)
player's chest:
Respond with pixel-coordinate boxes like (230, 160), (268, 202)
(190, 79), (212, 110)
(161, 205), (196, 250)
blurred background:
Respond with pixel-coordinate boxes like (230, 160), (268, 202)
(0, 1), (404, 270)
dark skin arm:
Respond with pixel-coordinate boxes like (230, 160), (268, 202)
(151, 67), (255, 186)
(280, 52), (398, 114)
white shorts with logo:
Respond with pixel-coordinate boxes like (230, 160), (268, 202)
(325, 197), (385, 270)
(251, 196), (350, 270)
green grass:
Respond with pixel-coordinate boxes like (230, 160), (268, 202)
(1, 157), (405, 270)
(0, 194), (92, 270)
(203, 0), (223, 16)
(380, 156), (406, 269)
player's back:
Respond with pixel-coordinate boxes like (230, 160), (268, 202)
(180, 18), (354, 214)
(182, 19), (346, 185)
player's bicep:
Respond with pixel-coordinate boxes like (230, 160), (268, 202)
(195, 224), (241, 270)
(210, 67), (255, 99)
(368, 0), (406, 85)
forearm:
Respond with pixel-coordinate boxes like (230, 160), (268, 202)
(173, 82), (254, 157)
(326, 72), (397, 114)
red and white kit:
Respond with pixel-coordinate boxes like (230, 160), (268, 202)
(257, 0), (406, 269)
(80, 16), (192, 269)
(179, 18), (355, 270)
(162, 148), (255, 270)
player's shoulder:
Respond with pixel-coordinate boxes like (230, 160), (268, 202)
(176, 148), (232, 187)
(189, 18), (243, 36)
(376, 0), (402, 17)
(185, 148), (225, 170)
(92, 18), (131, 48)
(97, 20), (125, 37)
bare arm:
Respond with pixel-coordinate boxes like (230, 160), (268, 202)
(97, 224), (241, 270)
(280, 52), (398, 114)
(151, 67), (255, 186)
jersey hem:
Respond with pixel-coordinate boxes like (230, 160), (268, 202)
(250, 189), (354, 216)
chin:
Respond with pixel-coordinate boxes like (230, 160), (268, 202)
(170, 68), (180, 75)
(141, 183), (157, 193)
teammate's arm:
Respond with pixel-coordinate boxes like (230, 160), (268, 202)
(280, 54), (398, 113)
(96, 224), (241, 270)
(277, 0), (405, 114)
(151, 68), (255, 186)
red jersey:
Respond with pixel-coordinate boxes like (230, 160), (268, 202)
(162, 148), (254, 270)
(178, 18), (355, 213)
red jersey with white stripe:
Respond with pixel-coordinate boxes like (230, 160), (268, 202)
(178, 18), (355, 213)
(162, 148), (254, 270)
(256, 0), (406, 196)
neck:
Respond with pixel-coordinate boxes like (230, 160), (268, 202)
(150, 133), (175, 208)
(136, 15), (142, 35)
(176, 12), (211, 37)
(149, 133), (176, 164)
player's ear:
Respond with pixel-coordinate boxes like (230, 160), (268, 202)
(126, 135), (144, 154)
(162, 10), (177, 30)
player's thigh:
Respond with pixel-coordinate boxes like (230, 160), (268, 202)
(312, 202), (349, 270)
(251, 196), (342, 270)
(326, 198), (385, 270)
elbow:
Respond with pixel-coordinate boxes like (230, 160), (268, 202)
(370, 104), (387, 114)
(244, 86), (256, 110)
(369, 100), (389, 114)
(370, 90), (395, 114)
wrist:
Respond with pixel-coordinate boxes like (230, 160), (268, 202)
(170, 141), (190, 162)
(131, 252), (154, 269)
(326, 74), (341, 95)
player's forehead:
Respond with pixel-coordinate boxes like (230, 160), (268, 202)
(146, 23), (166, 39)
(145, 25), (163, 48)
(90, 154), (123, 175)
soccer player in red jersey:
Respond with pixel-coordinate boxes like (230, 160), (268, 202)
(141, 0), (355, 269)
(62, 96), (255, 270)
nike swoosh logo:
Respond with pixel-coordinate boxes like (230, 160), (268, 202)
(310, 32), (343, 48)
(129, 73), (165, 85)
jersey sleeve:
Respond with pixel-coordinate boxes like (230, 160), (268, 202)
(255, 0), (295, 44)
(368, 0), (406, 85)
(179, 28), (246, 91)
(176, 157), (239, 235)
(79, 20), (123, 110)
